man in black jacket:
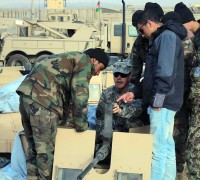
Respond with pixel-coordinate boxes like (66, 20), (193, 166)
(118, 10), (187, 180)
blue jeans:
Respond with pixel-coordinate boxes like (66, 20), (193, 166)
(150, 107), (176, 180)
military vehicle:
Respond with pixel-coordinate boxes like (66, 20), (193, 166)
(191, 4), (200, 14)
(0, 19), (99, 67)
(47, 12), (78, 22)
(0, 14), (137, 67)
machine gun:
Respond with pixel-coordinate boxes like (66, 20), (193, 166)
(77, 142), (111, 180)
(77, 104), (113, 180)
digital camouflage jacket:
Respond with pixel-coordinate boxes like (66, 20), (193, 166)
(189, 28), (200, 126)
(182, 36), (196, 94)
(96, 83), (143, 140)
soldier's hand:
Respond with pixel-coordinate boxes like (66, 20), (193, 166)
(112, 103), (122, 115)
(75, 122), (89, 132)
(116, 92), (135, 103)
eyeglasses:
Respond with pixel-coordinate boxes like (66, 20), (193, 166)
(138, 22), (146, 35)
(113, 72), (130, 78)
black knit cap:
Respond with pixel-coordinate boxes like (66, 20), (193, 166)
(144, 2), (164, 19)
(84, 48), (109, 68)
(132, 10), (143, 27)
(161, 11), (182, 24)
(174, 2), (195, 24)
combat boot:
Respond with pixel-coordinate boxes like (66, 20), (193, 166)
(176, 163), (189, 180)
(176, 172), (188, 180)
(26, 176), (39, 180)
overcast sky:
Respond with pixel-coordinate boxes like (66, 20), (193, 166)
(69, 0), (200, 8)
(0, 0), (199, 9)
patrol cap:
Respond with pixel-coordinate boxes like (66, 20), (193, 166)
(113, 61), (132, 74)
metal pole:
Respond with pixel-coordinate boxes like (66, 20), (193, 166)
(31, 0), (34, 20)
(39, 0), (40, 20)
(122, 0), (126, 56)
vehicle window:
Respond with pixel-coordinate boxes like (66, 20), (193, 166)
(58, 16), (64, 22)
(128, 25), (138, 37)
(114, 25), (138, 37)
(88, 84), (101, 103)
(114, 25), (122, 36)
(51, 16), (56, 21)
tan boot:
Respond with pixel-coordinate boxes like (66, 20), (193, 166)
(26, 176), (38, 180)
(176, 172), (188, 180)
(176, 163), (189, 180)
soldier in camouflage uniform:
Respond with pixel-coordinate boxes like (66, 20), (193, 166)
(96, 61), (143, 143)
(173, 36), (195, 178)
(175, 2), (200, 179)
(130, 2), (164, 85)
(16, 48), (109, 180)
(130, 34), (149, 85)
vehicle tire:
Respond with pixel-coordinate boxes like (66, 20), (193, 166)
(7, 54), (31, 67)
(35, 54), (50, 64)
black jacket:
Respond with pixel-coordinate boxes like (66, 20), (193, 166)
(143, 22), (187, 111)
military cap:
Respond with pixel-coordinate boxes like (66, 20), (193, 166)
(113, 61), (132, 74)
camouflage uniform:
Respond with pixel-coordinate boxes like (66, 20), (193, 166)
(130, 35), (149, 85)
(96, 62), (143, 143)
(173, 36), (196, 173)
(186, 28), (200, 180)
(96, 84), (143, 142)
(129, 34), (150, 133)
(17, 51), (94, 179)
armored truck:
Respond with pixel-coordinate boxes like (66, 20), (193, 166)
(0, 17), (137, 67)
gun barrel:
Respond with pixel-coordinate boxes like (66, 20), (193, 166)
(77, 156), (99, 180)
(77, 144), (110, 180)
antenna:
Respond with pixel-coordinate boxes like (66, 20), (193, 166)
(31, 0), (34, 20)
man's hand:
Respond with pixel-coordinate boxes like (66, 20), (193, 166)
(116, 92), (135, 103)
(112, 103), (122, 115)
(75, 122), (89, 132)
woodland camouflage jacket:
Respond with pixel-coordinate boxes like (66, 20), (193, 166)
(17, 51), (94, 131)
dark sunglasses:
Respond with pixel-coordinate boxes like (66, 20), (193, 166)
(113, 72), (130, 78)
(138, 22), (146, 35)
